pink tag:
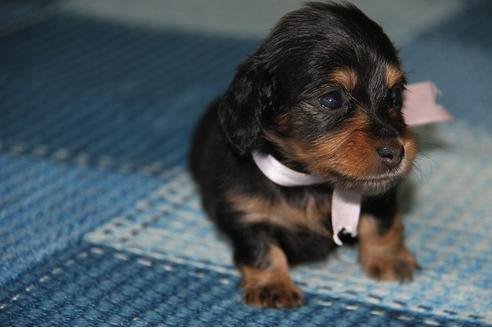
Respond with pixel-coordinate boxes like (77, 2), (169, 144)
(402, 82), (453, 126)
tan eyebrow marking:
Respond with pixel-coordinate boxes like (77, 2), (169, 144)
(329, 67), (357, 90)
(385, 64), (403, 88)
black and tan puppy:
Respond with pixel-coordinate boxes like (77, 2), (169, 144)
(189, 2), (418, 308)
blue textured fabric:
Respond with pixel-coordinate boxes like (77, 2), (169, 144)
(0, 15), (255, 169)
(0, 243), (486, 327)
(399, 0), (492, 128)
(0, 0), (491, 326)
(0, 154), (164, 286)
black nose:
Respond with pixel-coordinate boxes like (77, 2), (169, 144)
(376, 145), (404, 168)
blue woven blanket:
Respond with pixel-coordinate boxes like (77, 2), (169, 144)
(1, 1), (491, 326)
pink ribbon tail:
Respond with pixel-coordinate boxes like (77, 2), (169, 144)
(402, 82), (453, 126)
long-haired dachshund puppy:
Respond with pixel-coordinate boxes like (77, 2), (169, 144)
(189, 1), (419, 308)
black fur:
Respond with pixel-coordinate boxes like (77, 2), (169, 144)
(189, 1), (415, 300)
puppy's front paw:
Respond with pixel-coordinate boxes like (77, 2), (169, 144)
(243, 282), (303, 308)
(360, 247), (420, 282)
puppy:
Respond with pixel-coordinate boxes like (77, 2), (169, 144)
(189, 2), (418, 308)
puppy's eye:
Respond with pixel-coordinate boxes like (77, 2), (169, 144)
(390, 86), (403, 108)
(320, 90), (344, 110)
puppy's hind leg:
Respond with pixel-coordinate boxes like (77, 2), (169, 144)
(232, 224), (303, 308)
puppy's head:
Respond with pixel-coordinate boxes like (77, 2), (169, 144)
(219, 2), (416, 195)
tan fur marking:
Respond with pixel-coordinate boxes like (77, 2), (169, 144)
(358, 214), (402, 248)
(240, 245), (289, 288)
(227, 191), (330, 235)
(268, 109), (381, 178)
(267, 108), (416, 182)
(402, 132), (417, 166)
(314, 129), (379, 177)
(358, 214), (418, 281)
(385, 64), (403, 88)
(329, 67), (358, 90)
(240, 244), (302, 307)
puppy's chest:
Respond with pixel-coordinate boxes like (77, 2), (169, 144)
(227, 190), (332, 234)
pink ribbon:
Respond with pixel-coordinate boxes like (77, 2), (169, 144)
(402, 82), (452, 126)
(252, 81), (452, 245)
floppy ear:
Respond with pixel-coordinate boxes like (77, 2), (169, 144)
(218, 59), (274, 156)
